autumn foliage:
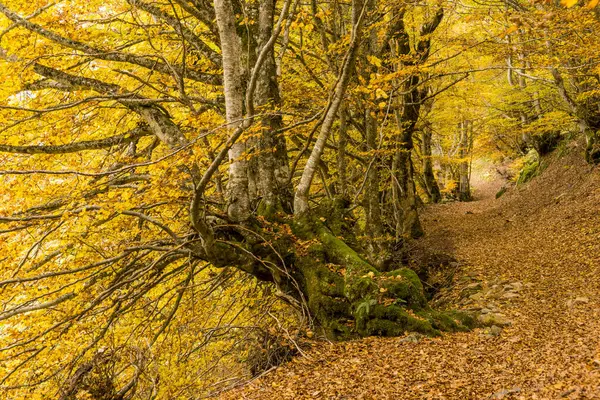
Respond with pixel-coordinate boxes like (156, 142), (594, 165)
(0, 0), (598, 398)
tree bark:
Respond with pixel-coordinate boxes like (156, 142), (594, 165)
(458, 120), (472, 202)
(393, 73), (424, 239)
(214, 0), (252, 221)
(421, 123), (442, 203)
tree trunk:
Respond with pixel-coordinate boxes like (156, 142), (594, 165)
(458, 120), (472, 202)
(336, 105), (349, 197)
(209, 0), (471, 340)
(421, 123), (442, 203)
(294, 0), (365, 215)
(363, 110), (386, 264)
(214, 0), (251, 222)
(393, 73), (424, 239)
(252, 0), (293, 213)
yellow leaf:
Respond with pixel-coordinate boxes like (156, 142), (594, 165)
(375, 88), (389, 99)
(561, 0), (578, 7)
(367, 55), (382, 68)
(502, 25), (518, 37)
(585, 0), (599, 8)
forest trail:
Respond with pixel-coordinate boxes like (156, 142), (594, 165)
(222, 151), (600, 400)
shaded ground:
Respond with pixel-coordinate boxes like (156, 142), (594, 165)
(221, 150), (600, 399)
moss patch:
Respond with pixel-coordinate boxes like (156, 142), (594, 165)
(292, 216), (474, 340)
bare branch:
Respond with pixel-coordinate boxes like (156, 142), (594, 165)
(0, 126), (151, 154)
(0, 292), (75, 322)
(127, 0), (221, 66)
(32, 63), (188, 148)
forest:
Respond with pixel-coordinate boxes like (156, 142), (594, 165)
(0, 0), (599, 398)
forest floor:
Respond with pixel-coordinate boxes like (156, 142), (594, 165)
(221, 149), (600, 400)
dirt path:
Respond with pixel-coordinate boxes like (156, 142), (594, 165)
(222, 154), (600, 400)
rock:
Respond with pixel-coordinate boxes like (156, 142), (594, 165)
(399, 333), (424, 343)
(469, 292), (484, 301)
(491, 387), (521, 399)
(478, 313), (512, 327)
(489, 325), (503, 336)
(567, 297), (590, 307)
(502, 292), (520, 299)
(480, 308), (492, 314)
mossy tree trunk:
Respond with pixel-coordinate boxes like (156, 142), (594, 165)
(550, 66), (600, 164)
(230, 205), (473, 339)
(293, 213), (475, 338)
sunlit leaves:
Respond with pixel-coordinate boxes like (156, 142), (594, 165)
(561, 0), (578, 7)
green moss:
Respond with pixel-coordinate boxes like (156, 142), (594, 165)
(365, 319), (405, 336)
(315, 224), (374, 271)
(360, 305), (440, 337)
(256, 200), (283, 220)
(291, 216), (474, 340)
(295, 248), (354, 339)
(447, 310), (478, 329)
(420, 311), (461, 332)
(311, 220), (380, 302)
(314, 197), (352, 236)
(346, 277), (378, 302)
(517, 161), (539, 184)
(385, 268), (423, 290)
(415, 309), (478, 333)
(495, 187), (507, 199)
(516, 151), (549, 185)
(380, 268), (428, 310)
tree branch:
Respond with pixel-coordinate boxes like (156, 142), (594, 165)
(0, 126), (151, 154)
(0, 3), (221, 85)
(127, 0), (221, 66)
(32, 63), (188, 148)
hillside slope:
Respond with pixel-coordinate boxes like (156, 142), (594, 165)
(220, 150), (600, 400)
